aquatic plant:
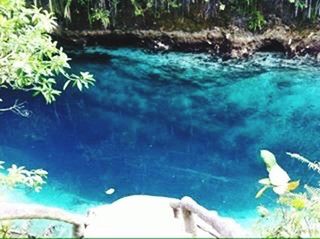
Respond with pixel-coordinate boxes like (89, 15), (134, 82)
(0, 0), (95, 111)
(256, 150), (320, 238)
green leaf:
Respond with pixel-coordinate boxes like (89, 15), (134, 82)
(0, 1), (94, 104)
(76, 80), (83, 91)
(290, 196), (306, 210)
(288, 180), (300, 191)
(63, 80), (71, 91)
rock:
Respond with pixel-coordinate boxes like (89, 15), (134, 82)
(53, 25), (320, 59)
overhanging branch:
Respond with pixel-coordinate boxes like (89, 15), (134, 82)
(0, 100), (32, 118)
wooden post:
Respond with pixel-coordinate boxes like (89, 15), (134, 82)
(180, 196), (246, 237)
(181, 205), (197, 237)
(170, 197), (247, 238)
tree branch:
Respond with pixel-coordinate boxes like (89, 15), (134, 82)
(0, 100), (32, 118)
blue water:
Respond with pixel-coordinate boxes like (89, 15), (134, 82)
(1, 48), (320, 224)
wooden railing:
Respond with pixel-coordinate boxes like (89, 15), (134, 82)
(170, 196), (247, 238)
(0, 203), (86, 238)
(0, 197), (247, 238)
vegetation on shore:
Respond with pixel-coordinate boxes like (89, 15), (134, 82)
(32, 0), (320, 31)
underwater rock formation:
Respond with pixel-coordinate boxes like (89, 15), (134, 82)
(55, 25), (320, 59)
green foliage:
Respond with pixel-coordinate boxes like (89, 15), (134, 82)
(256, 150), (299, 198)
(33, 0), (320, 31)
(90, 8), (110, 29)
(0, 161), (50, 238)
(248, 10), (266, 31)
(0, 161), (47, 193)
(289, 0), (307, 10)
(0, 0), (94, 104)
(129, 0), (179, 17)
(130, 0), (151, 16)
(255, 150), (320, 238)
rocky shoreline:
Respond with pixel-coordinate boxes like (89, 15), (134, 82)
(55, 25), (320, 59)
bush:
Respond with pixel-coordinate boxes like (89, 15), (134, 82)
(256, 150), (320, 238)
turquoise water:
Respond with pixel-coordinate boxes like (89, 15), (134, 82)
(1, 48), (320, 226)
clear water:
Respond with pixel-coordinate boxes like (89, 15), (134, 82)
(1, 48), (320, 226)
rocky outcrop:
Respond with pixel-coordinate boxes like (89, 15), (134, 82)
(55, 25), (320, 59)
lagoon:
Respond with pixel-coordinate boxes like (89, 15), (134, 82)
(1, 48), (319, 226)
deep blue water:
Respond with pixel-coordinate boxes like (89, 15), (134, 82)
(1, 48), (320, 223)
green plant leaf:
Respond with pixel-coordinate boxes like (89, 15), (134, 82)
(288, 180), (300, 191)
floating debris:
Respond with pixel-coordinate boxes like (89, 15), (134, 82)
(105, 188), (115, 195)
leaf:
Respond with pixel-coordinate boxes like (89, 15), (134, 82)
(259, 178), (271, 185)
(260, 150), (277, 172)
(290, 197), (306, 210)
(0, 161), (4, 169)
(273, 185), (288, 195)
(34, 169), (48, 176)
(287, 180), (300, 191)
(219, 3), (225, 11)
(269, 164), (290, 186)
(76, 80), (83, 91)
(256, 185), (269, 198)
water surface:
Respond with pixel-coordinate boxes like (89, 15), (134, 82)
(1, 48), (320, 225)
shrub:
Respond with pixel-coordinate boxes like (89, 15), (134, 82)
(256, 150), (320, 238)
